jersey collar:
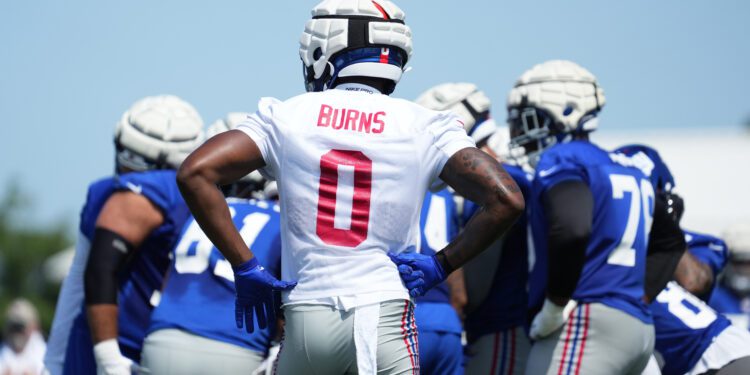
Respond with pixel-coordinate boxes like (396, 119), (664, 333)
(333, 83), (381, 95)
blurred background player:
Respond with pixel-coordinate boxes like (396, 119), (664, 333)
(616, 144), (750, 375)
(417, 82), (532, 375)
(139, 114), (283, 375)
(176, 0), (524, 373)
(416, 83), (498, 153)
(508, 60), (683, 375)
(0, 299), (46, 375)
(711, 222), (750, 331)
(43, 95), (204, 375)
(413, 188), (463, 374)
(462, 127), (532, 375)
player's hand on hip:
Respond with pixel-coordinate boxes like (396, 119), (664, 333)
(233, 257), (297, 333)
(529, 299), (578, 340)
(93, 339), (141, 375)
(388, 251), (446, 297)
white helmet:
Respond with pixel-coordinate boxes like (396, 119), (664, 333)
(723, 221), (750, 295)
(506, 60), (605, 165)
(416, 83), (497, 144)
(207, 113), (267, 198)
(114, 95), (204, 172)
(205, 112), (250, 139)
(300, 0), (413, 93)
(725, 222), (750, 260)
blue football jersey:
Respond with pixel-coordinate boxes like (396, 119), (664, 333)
(415, 189), (462, 333)
(60, 171), (190, 374)
(528, 141), (654, 323)
(651, 281), (731, 375)
(464, 164), (531, 341)
(148, 198), (282, 353)
(709, 285), (750, 330)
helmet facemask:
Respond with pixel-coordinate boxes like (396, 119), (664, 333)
(114, 139), (169, 174)
(507, 106), (561, 167)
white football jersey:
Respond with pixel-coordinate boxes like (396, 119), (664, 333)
(238, 83), (475, 308)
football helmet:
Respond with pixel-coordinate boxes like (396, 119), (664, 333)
(723, 222), (750, 296)
(206, 113), (267, 199)
(114, 95), (204, 173)
(300, 0), (413, 93)
(416, 82), (497, 145)
(507, 60), (605, 166)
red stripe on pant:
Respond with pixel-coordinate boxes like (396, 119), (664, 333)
(401, 301), (417, 375)
(490, 332), (500, 375)
(557, 308), (578, 375)
(507, 329), (516, 375)
(574, 304), (590, 375)
(409, 303), (420, 371)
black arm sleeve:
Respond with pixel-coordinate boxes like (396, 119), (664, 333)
(644, 192), (687, 301)
(84, 227), (134, 305)
(543, 180), (593, 300)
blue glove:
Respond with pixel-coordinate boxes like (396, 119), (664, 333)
(388, 252), (447, 297)
(233, 258), (297, 333)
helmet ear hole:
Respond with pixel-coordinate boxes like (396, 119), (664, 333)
(563, 103), (576, 116)
(313, 47), (323, 61)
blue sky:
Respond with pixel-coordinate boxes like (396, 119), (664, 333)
(1, 0), (748, 230)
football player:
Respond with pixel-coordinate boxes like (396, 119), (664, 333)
(175, 0), (525, 373)
(616, 144), (750, 375)
(710, 222), (750, 331)
(411, 189), (463, 375)
(139, 114), (282, 374)
(417, 83), (532, 375)
(508, 60), (684, 375)
(43, 95), (204, 375)
(462, 129), (532, 375)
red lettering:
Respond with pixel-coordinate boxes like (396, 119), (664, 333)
(333, 109), (345, 130)
(358, 112), (372, 133)
(317, 104), (332, 127)
(372, 111), (386, 133)
(345, 109), (359, 131)
(331, 108), (340, 129)
(315, 106), (385, 135)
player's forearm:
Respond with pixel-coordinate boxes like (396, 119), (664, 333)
(177, 164), (255, 266)
(178, 131), (267, 266)
(84, 227), (133, 343)
(86, 304), (119, 343)
(438, 148), (525, 273)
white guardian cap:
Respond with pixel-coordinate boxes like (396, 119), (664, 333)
(506, 60), (605, 165)
(416, 82), (497, 145)
(114, 95), (204, 172)
(300, 0), (413, 94)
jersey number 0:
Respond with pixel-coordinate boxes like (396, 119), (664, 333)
(316, 149), (373, 247)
